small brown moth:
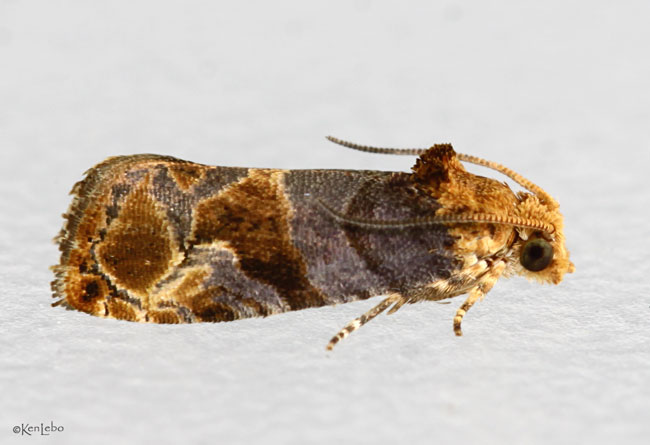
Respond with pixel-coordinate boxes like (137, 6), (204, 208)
(51, 137), (574, 350)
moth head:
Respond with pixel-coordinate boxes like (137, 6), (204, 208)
(410, 143), (575, 285)
(510, 192), (574, 285)
(444, 148), (574, 286)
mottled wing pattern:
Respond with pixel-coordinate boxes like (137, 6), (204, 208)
(52, 154), (461, 323)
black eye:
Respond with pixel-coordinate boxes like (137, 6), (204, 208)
(520, 238), (553, 272)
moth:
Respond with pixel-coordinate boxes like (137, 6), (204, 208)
(51, 137), (574, 349)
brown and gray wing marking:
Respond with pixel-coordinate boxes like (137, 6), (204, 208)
(53, 156), (461, 324)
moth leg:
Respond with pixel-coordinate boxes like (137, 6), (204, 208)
(453, 287), (482, 336)
(453, 260), (506, 336)
(386, 296), (409, 315)
(327, 293), (403, 350)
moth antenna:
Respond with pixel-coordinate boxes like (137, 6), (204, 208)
(327, 294), (403, 350)
(316, 198), (555, 234)
(455, 153), (559, 210)
(325, 136), (558, 209)
(326, 136), (426, 156)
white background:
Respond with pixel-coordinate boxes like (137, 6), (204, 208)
(1, 1), (649, 444)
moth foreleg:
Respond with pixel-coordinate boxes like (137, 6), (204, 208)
(453, 260), (506, 336)
(453, 287), (482, 336)
(326, 293), (403, 350)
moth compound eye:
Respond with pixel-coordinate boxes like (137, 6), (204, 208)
(520, 238), (553, 272)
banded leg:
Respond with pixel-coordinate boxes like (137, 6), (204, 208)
(453, 287), (482, 336)
(453, 261), (506, 336)
(326, 294), (403, 350)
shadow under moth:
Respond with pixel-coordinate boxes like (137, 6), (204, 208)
(51, 137), (574, 350)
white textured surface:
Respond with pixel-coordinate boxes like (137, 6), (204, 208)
(1, 1), (649, 444)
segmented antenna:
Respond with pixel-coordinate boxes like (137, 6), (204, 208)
(326, 136), (425, 156)
(316, 198), (555, 234)
(326, 136), (559, 210)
